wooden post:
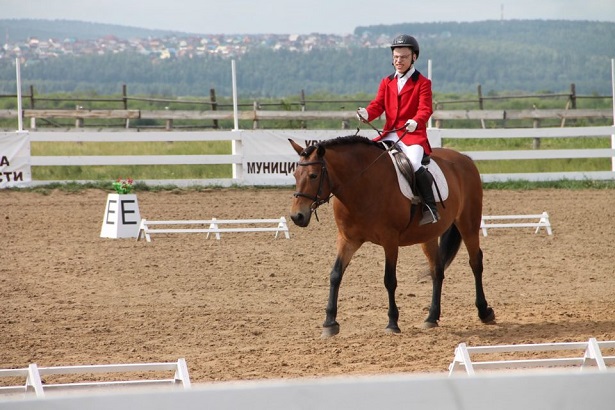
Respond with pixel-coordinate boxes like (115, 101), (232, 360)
(532, 118), (541, 149)
(435, 102), (442, 128)
(253, 101), (259, 129)
(477, 84), (485, 128)
(569, 83), (577, 126)
(477, 84), (484, 110)
(122, 84), (129, 128)
(29, 85), (36, 129)
(300, 89), (306, 129)
(210, 88), (219, 129)
(29, 85), (35, 108)
(569, 83), (577, 109)
(75, 105), (83, 128)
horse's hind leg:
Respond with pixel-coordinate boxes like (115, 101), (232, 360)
(322, 235), (362, 338)
(421, 239), (444, 328)
(459, 228), (495, 324)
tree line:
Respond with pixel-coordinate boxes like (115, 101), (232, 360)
(0, 20), (612, 98)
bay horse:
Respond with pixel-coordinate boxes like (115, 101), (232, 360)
(289, 136), (495, 338)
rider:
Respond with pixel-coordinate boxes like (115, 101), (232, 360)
(356, 34), (439, 225)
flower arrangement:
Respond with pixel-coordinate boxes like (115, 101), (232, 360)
(112, 178), (134, 194)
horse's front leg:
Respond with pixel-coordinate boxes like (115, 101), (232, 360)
(383, 245), (401, 333)
(322, 235), (361, 338)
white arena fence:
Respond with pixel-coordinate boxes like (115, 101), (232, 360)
(0, 359), (190, 398)
(2, 368), (615, 409)
(137, 217), (291, 242)
(1, 125), (614, 189)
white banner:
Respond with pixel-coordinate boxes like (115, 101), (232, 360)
(0, 131), (31, 188)
(241, 129), (348, 185)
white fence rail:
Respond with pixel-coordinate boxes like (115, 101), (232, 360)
(449, 338), (615, 375)
(137, 217), (291, 242)
(7, 125), (615, 186)
(0, 359), (190, 398)
(480, 212), (552, 236)
(3, 369), (615, 410)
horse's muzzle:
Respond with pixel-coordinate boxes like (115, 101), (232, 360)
(290, 210), (311, 227)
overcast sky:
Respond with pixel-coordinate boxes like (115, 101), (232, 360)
(4, 0), (615, 35)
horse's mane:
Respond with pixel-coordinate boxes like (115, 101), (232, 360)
(320, 135), (379, 149)
(301, 135), (382, 157)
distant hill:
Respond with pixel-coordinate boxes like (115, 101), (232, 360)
(0, 19), (191, 41)
(0, 19), (613, 97)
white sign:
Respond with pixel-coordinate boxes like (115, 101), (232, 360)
(0, 131), (31, 188)
(241, 129), (344, 185)
(100, 194), (142, 238)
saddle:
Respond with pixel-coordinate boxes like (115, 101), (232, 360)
(379, 141), (447, 205)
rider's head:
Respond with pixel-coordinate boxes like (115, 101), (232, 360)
(390, 34), (419, 74)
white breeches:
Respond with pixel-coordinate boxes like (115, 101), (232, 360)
(381, 132), (425, 172)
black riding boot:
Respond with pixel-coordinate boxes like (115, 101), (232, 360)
(415, 166), (440, 225)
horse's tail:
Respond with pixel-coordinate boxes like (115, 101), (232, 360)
(439, 223), (463, 270)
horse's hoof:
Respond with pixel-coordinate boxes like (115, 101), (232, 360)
(422, 320), (439, 329)
(385, 326), (401, 334)
(480, 308), (496, 324)
(321, 324), (340, 338)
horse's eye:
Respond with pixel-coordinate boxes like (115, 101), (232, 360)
(309, 173), (318, 180)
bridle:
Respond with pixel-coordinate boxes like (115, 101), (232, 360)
(293, 157), (332, 222)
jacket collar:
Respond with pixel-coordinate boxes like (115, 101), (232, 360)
(387, 69), (421, 82)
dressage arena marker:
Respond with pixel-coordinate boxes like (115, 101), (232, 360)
(137, 217), (290, 242)
(480, 211), (552, 236)
(0, 358), (190, 398)
(449, 338), (615, 375)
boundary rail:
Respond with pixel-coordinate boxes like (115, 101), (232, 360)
(2, 125), (614, 187)
(137, 217), (291, 242)
(480, 212), (552, 236)
(0, 359), (190, 398)
(449, 338), (615, 375)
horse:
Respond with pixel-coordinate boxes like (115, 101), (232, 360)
(288, 135), (495, 338)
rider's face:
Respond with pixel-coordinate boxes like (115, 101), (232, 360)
(392, 47), (414, 73)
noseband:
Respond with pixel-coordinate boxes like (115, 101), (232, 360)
(293, 157), (332, 221)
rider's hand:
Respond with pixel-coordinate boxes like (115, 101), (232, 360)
(405, 119), (418, 132)
(356, 107), (368, 122)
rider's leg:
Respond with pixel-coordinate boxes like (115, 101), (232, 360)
(415, 166), (440, 225)
(396, 143), (439, 225)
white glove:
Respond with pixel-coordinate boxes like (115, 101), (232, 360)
(356, 107), (368, 122)
(405, 119), (418, 132)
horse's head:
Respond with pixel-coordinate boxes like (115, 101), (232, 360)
(288, 139), (331, 227)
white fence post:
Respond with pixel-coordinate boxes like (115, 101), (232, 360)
(610, 58), (614, 171)
(15, 58), (23, 132)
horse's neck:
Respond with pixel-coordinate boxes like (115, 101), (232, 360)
(328, 148), (393, 200)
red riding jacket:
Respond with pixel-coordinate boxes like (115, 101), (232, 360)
(365, 70), (434, 154)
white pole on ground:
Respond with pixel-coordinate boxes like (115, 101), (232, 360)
(15, 58), (23, 131)
(611, 58), (614, 172)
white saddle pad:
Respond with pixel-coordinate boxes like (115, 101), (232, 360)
(387, 150), (449, 203)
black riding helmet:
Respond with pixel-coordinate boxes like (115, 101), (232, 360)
(390, 34), (420, 59)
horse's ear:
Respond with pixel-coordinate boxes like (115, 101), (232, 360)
(317, 144), (325, 157)
(289, 139), (304, 155)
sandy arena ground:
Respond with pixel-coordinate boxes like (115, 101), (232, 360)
(1, 187), (614, 384)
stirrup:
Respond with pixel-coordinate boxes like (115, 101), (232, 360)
(419, 206), (439, 226)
